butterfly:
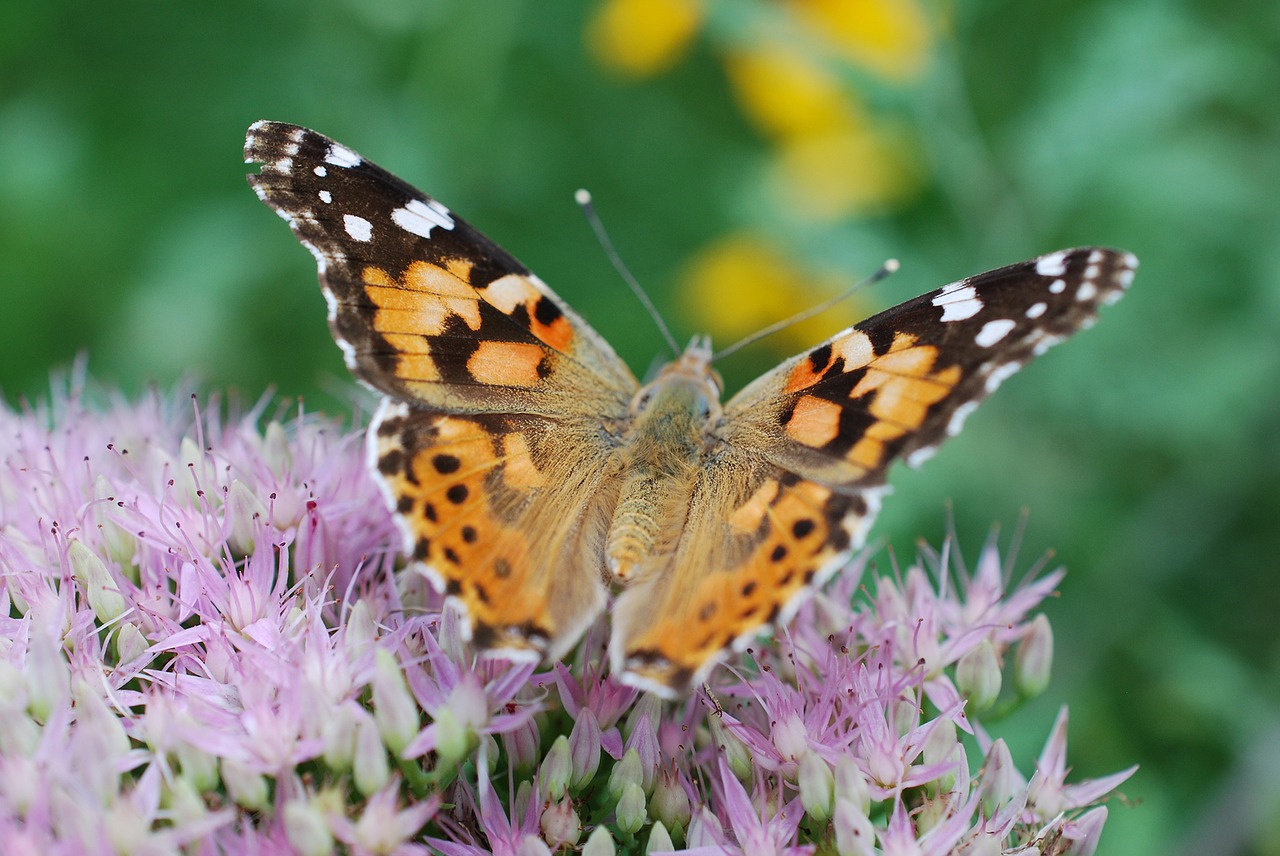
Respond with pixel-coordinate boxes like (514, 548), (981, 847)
(245, 121), (1136, 697)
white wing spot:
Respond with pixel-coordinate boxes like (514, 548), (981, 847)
(1076, 280), (1097, 302)
(1030, 333), (1063, 356)
(975, 318), (1016, 347)
(313, 165), (327, 177)
(906, 445), (937, 467)
(1088, 249), (1105, 264)
(1049, 279), (1067, 294)
(1036, 251), (1068, 276)
(983, 361), (1022, 393)
(392, 198), (456, 238)
(325, 143), (362, 168)
(343, 214), (373, 242)
(947, 400), (979, 436)
(932, 285), (983, 321)
(318, 190), (332, 204)
(1025, 302), (1047, 319)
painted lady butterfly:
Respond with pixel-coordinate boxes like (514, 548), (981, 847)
(246, 121), (1136, 697)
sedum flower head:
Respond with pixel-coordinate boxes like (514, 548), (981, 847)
(0, 375), (1136, 851)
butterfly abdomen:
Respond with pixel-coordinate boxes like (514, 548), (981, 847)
(606, 355), (721, 583)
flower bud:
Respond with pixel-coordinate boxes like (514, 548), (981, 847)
(798, 752), (835, 822)
(978, 739), (1020, 817)
(615, 781), (648, 836)
(163, 776), (207, 827)
(569, 708), (603, 791)
(833, 798), (875, 856)
(283, 797), (334, 856)
(833, 756), (869, 815)
(226, 480), (269, 554)
(72, 679), (130, 760)
(922, 718), (960, 793)
(344, 599), (378, 654)
(623, 714), (659, 793)
(322, 704), (357, 770)
(432, 673), (487, 767)
(1015, 614), (1054, 698)
(353, 713), (390, 796)
(69, 540), (127, 624)
(539, 735), (573, 797)
(93, 476), (136, 567)
(581, 826), (616, 856)
(177, 740), (220, 792)
(540, 796), (582, 849)
(772, 711), (809, 763)
(645, 821), (674, 854)
(221, 757), (270, 810)
(607, 748), (644, 800)
(650, 767), (691, 836)
(707, 714), (752, 781)
(372, 649), (419, 755)
(114, 622), (149, 664)
(502, 713), (541, 776)
(263, 421), (292, 477)
(956, 638), (1002, 711)
(25, 631), (69, 724)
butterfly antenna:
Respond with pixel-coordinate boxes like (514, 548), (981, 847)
(711, 259), (899, 362)
(576, 189), (680, 355)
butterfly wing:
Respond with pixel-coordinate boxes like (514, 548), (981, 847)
(613, 248), (1137, 693)
(246, 121), (639, 658)
(245, 121), (637, 417)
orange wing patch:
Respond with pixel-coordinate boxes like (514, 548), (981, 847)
(615, 474), (866, 693)
(372, 411), (553, 654)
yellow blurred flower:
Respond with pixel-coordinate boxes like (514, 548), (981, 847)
(723, 43), (851, 139)
(725, 42), (919, 217)
(681, 231), (874, 355)
(586, 0), (705, 76)
(785, 0), (933, 81)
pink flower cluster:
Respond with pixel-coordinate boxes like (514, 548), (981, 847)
(0, 375), (1134, 854)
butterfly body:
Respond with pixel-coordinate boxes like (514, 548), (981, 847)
(246, 121), (1136, 697)
(607, 336), (720, 583)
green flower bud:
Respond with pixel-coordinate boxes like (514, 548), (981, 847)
(1015, 615), (1054, 698)
(540, 796), (582, 849)
(582, 825), (616, 856)
(540, 735), (573, 797)
(645, 821), (674, 854)
(283, 797), (334, 856)
(353, 714), (390, 796)
(372, 649), (419, 755)
(69, 540), (127, 624)
(956, 638), (1002, 711)
(615, 781), (648, 836)
(798, 752), (835, 823)
(221, 757), (270, 810)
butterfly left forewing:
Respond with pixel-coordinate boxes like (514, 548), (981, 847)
(245, 121), (637, 417)
(615, 248), (1137, 694)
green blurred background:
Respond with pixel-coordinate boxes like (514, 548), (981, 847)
(2, 0), (1277, 852)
